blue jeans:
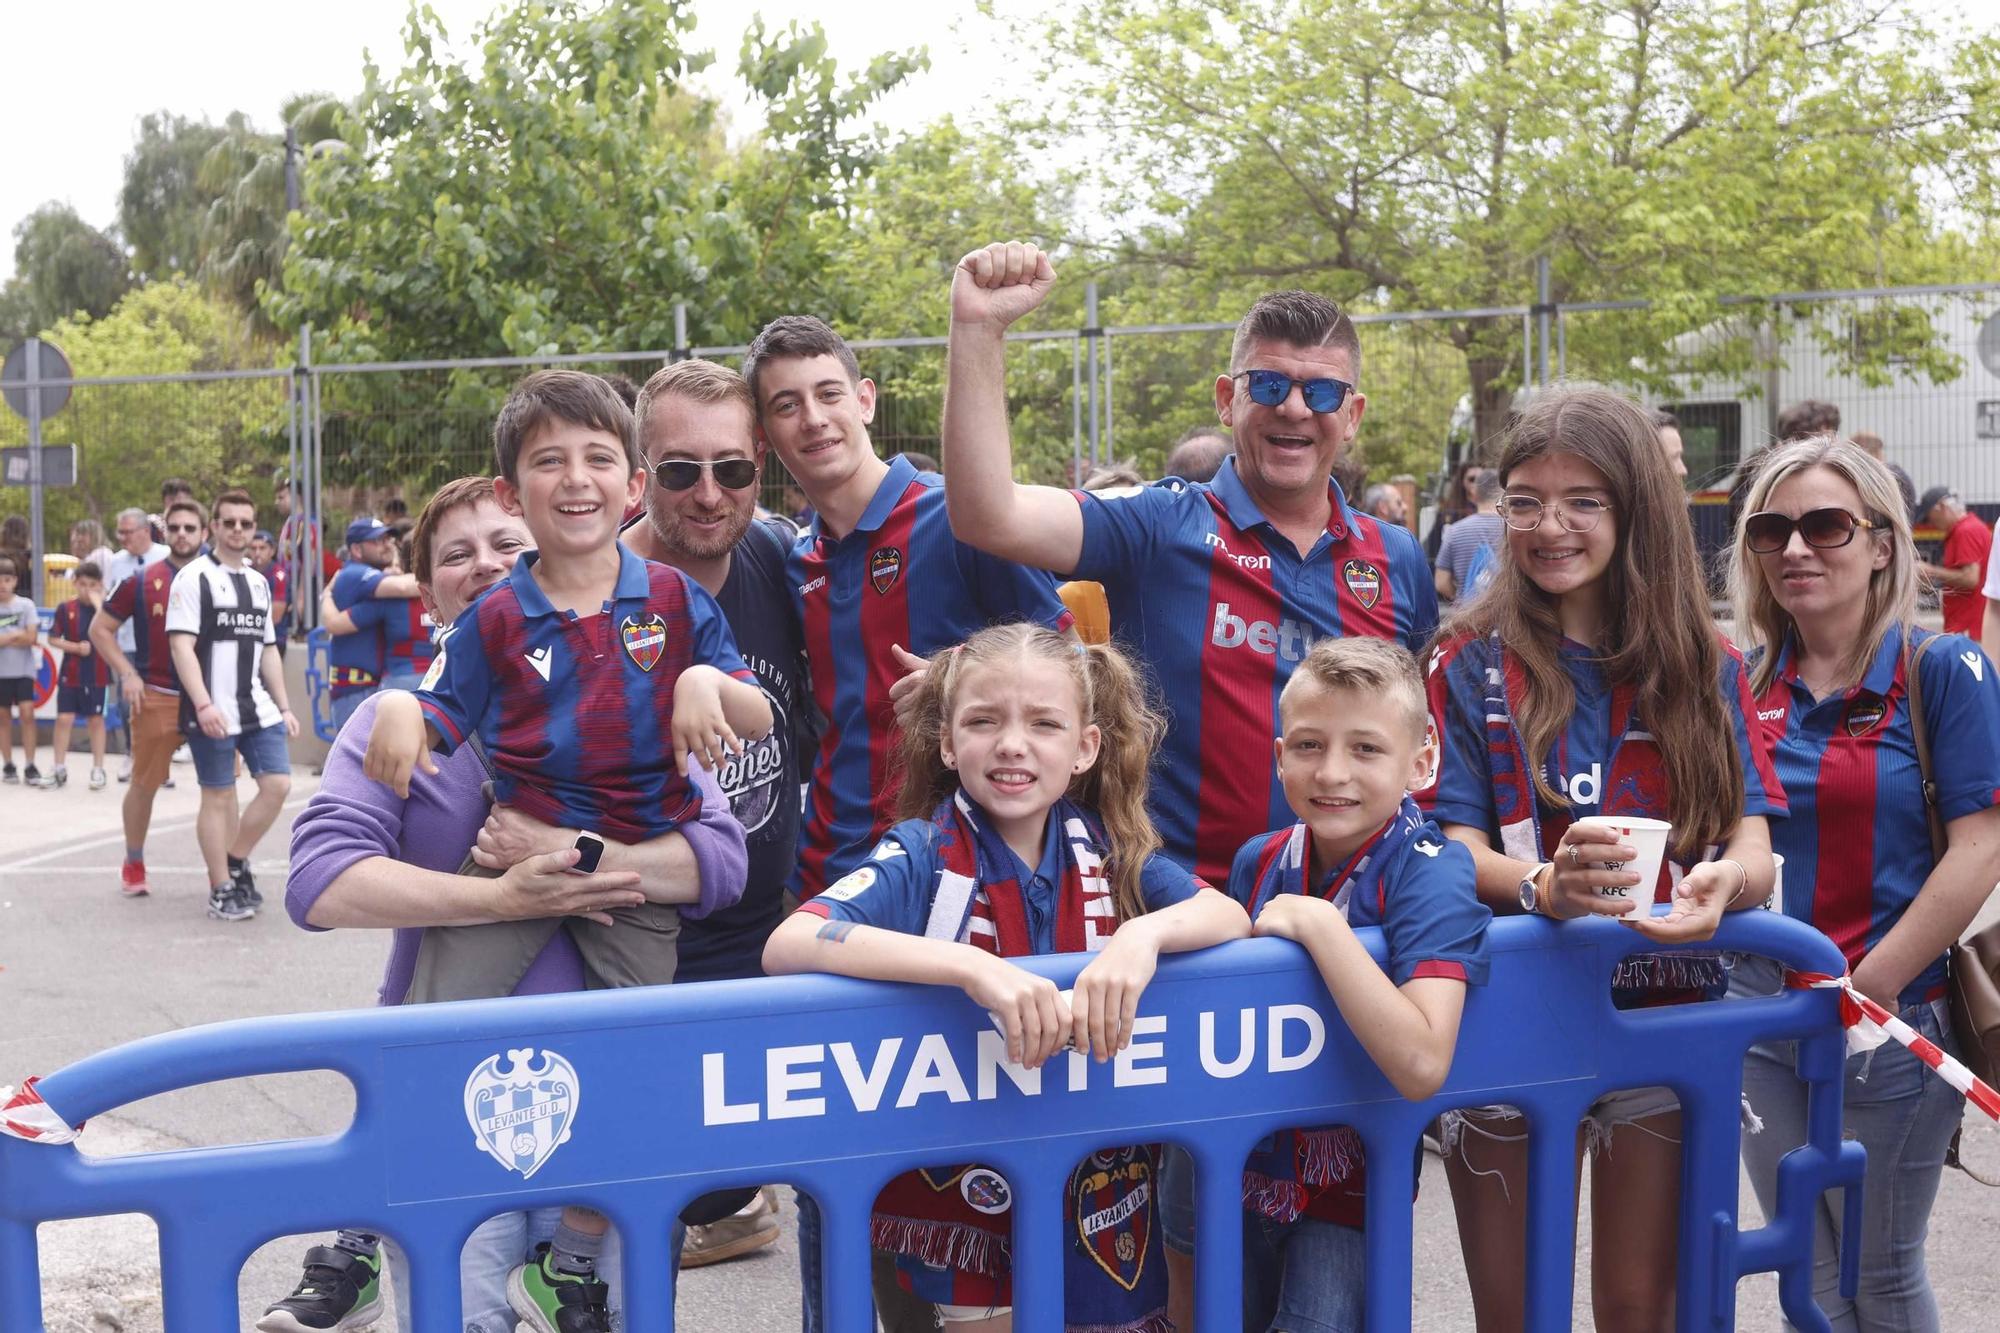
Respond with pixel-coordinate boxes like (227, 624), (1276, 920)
(1242, 1212), (1367, 1333)
(1739, 991), (1964, 1332)
(329, 688), (373, 737)
(188, 720), (291, 787)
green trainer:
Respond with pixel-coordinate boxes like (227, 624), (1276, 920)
(507, 1241), (613, 1333)
(256, 1243), (382, 1331)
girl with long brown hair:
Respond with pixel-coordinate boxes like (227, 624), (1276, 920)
(764, 621), (1246, 1332)
(1419, 384), (1784, 1332)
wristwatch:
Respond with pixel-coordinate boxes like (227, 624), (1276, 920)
(571, 831), (606, 874)
(1518, 862), (1550, 915)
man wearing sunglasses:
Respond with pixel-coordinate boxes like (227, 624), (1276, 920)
(940, 240), (1438, 887)
(1913, 486), (1992, 638)
(90, 498), (208, 899)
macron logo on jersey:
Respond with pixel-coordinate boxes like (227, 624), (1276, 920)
(1203, 530), (1271, 571)
(1963, 650), (1984, 681)
(1211, 602), (1314, 662)
(524, 646), (553, 682)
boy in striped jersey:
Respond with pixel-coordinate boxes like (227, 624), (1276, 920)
(167, 489), (299, 921)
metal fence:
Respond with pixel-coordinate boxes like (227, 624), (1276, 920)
(6, 280), (1997, 609)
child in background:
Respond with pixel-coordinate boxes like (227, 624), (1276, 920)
(363, 371), (770, 1333)
(42, 559), (112, 788)
(1177, 636), (1489, 1333)
(0, 553), (40, 784)
(765, 622), (1248, 1333)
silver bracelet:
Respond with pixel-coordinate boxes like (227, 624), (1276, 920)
(1721, 858), (1749, 906)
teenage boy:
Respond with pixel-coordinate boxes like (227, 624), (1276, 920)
(941, 241), (1439, 887)
(365, 368), (770, 1000)
(91, 500), (207, 897)
(1168, 637), (1488, 1332)
(42, 559), (112, 789)
(0, 553), (38, 784)
(168, 489), (299, 922)
(742, 315), (1073, 900)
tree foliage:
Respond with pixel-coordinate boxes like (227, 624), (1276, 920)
(0, 204), (132, 342)
(1016, 0), (2000, 474)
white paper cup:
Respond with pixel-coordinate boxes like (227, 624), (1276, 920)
(1571, 816), (1672, 916)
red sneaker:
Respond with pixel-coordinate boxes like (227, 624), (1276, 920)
(120, 860), (149, 898)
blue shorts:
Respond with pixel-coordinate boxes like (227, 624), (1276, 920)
(189, 721), (291, 788)
(57, 684), (106, 717)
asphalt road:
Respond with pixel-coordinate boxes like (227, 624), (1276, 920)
(5, 760), (1998, 1331)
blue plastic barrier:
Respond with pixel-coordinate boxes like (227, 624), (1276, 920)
(1, 913), (1861, 1332)
(304, 627), (336, 743)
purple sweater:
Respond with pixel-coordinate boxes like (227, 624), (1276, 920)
(288, 690), (748, 1006)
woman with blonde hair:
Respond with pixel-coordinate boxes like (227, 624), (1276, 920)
(1729, 435), (2000, 1331)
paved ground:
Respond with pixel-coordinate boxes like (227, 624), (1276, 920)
(5, 752), (1998, 1330)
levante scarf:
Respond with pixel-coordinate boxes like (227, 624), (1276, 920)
(874, 792), (1170, 1330)
(1478, 631), (1722, 996)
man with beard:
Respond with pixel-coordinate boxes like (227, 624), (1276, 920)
(619, 358), (811, 1274)
(323, 517), (407, 733)
(90, 499), (209, 897)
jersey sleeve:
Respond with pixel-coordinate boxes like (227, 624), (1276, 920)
(52, 602), (74, 642)
(1136, 850), (1207, 913)
(414, 614), (493, 754)
(345, 596), (393, 631)
(794, 824), (940, 935)
(1719, 645), (1787, 818)
(1379, 833), (1491, 986)
(164, 565), (201, 636)
(682, 577), (754, 681)
(332, 567), (384, 612)
(960, 541), (1075, 633)
(1419, 638), (1497, 832)
(104, 572), (138, 623)
(1945, 519), (1988, 569)
(1225, 835), (1271, 910)
(1916, 633), (2000, 822)
(1072, 483), (1176, 584)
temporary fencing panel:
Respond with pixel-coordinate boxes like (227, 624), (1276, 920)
(2, 913), (1861, 1332)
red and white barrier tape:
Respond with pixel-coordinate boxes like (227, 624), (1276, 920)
(1789, 971), (2000, 1123)
(0, 1077), (81, 1145)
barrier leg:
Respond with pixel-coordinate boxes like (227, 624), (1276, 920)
(1009, 1161), (1065, 1330)
(1361, 1125), (1418, 1333)
(400, 1223), (469, 1333)
(607, 1202), (676, 1333)
(0, 1216), (44, 1332)
(1519, 1106), (1579, 1333)
(1192, 1142), (1244, 1332)
(1677, 1082), (1744, 1332)
(156, 1218), (247, 1329)
(819, 1181), (876, 1333)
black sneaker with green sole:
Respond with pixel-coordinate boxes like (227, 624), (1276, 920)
(256, 1244), (382, 1332)
(508, 1241), (613, 1333)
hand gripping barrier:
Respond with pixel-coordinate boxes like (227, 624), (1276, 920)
(0, 913), (1862, 1331)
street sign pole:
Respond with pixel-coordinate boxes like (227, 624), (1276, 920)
(26, 340), (44, 605)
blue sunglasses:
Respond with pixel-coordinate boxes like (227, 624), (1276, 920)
(1233, 368), (1356, 414)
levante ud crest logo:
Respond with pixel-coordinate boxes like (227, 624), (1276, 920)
(621, 611), (667, 673)
(1342, 558), (1382, 610)
(1072, 1147), (1154, 1291)
(870, 546), (903, 595)
(465, 1047), (580, 1180)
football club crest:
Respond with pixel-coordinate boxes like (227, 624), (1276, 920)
(620, 611), (667, 673)
(1845, 697), (1888, 737)
(464, 1047), (580, 1180)
(870, 546), (903, 596)
(960, 1167), (1012, 1215)
(1342, 558), (1382, 610)
(1072, 1147), (1153, 1291)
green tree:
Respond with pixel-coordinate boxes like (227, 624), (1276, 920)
(1017, 0), (2000, 475)
(0, 282), (287, 535)
(120, 112), (231, 280)
(0, 204), (132, 341)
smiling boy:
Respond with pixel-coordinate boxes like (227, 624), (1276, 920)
(365, 369), (769, 1005)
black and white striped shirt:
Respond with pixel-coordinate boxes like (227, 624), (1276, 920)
(166, 555), (280, 735)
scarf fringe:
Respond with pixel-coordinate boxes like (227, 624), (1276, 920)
(870, 1214), (1009, 1278)
(1297, 1125), (1365, 1187)
(1241, 1170), (1310, 1223)
(1613, 951), (1725, 994)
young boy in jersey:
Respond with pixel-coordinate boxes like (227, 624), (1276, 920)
(42, 559), (112, 788)
(0, 552), (40, 784)
(364, 368), (771, 1004)
(1163, 637), (1489, 1333)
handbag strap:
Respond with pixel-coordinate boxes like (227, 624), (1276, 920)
(1904, 632), (1948, 863)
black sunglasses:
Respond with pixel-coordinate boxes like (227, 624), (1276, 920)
(1744, 507), (1880, 554)
(653, 458), (758, 492)
(1233, 369), (1355, 414)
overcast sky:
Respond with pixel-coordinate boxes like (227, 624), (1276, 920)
(0, 0), (1027, 283)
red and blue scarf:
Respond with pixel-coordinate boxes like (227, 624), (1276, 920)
(873, 793), (1169, 1330)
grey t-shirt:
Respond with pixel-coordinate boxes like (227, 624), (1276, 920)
(0, 595), (37, 678)
(1437, 513), (1506, 593)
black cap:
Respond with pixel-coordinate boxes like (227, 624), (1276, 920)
(1914, 485), (1954, 524)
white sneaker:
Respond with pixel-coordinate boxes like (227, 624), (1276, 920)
(172, 743), (191, 765)
(89, 767), (107, 790)
(118, 755), (132, 783)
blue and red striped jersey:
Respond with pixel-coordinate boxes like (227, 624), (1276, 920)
(1072, 460), (1439, 883)
(787, 455), (1074, 897)
(328, 562), (389, 696)
(102, 557), (185, 694)
(381, 596), (436, 675)
(53, 599), (111, 688)
(418, 547), (754, 843)
(1755, 626), (2000, 1004)
(1426, 634), (1787, 857)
